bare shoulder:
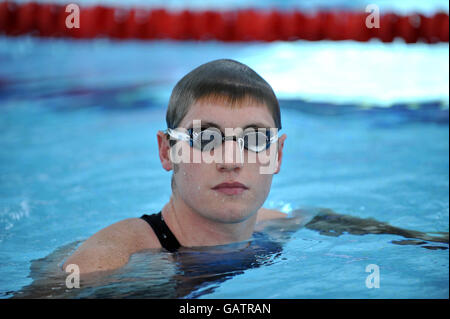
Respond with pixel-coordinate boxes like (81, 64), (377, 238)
(82, 217), (161, 250)
(63, 218), (161, 274)
(115, 217), (161, 249)
(256, 207), (288, 222)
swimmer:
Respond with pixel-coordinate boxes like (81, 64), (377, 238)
(63, 59), (289, 274)
(62, 59), (448, 276)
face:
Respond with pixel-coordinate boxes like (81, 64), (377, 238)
(158, 98), (287, 224)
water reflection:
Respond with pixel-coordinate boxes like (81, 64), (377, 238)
(12, 231), (284, 298)
(12, 208), (449, 298)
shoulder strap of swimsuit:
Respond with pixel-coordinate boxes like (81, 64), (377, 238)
(140, 211), (181, 252)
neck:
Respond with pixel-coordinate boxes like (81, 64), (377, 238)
(161, 194), (257, 248)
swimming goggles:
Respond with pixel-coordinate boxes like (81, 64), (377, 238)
(164, 127), (278, 153)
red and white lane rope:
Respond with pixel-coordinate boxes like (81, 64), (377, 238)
(0, 1), (448, 43)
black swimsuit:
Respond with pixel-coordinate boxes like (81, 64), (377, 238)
(140, 211), (181, 252)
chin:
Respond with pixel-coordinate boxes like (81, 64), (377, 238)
(209, 206), (255, 224)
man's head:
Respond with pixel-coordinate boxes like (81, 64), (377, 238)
(166, 59), (281, 131)
(157, 59), (286, 224)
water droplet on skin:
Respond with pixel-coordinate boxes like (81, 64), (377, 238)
(197, 186), (200, 191)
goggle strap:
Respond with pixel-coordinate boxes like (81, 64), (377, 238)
(269, 134), (279, 144)
(166, 128), (190, 142)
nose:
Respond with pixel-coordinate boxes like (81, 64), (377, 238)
(216, 138), (244, 171)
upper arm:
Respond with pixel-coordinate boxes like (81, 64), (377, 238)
(62, 218), (160, 274)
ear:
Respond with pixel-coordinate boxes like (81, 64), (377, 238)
(273, 133), (287, 174)
(157, 130), (173, 171)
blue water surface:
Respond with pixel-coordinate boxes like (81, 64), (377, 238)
(0, 36), (448, 298)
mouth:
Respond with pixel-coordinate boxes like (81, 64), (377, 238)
(211, 181), (249, 195)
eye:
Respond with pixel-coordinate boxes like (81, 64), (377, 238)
(244, 131), (268, 152)
(193, 127), (223, 151)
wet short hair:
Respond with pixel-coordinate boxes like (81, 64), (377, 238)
(166, 59), (281, 130)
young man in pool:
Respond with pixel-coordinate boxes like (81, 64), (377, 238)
(63, 59), (448, 276)
(63, 59), (294, 274)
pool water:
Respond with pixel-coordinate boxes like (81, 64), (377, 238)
(0, 37), (448, 298)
